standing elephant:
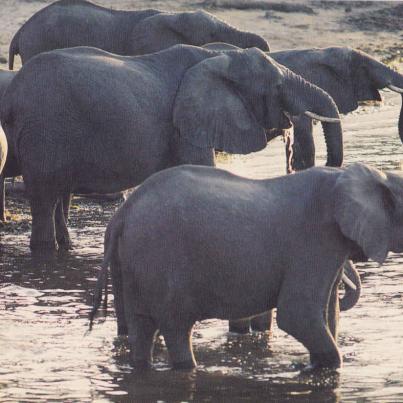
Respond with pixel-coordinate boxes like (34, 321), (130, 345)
(271, 47), (403, 170)
(205, 44), (403, 171)
(89, 163), (403, 370)
(1, 45), (342, 252)
(8, 0), (269, 69)
(0, 70), (16, 222)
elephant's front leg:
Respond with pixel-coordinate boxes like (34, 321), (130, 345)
(328, 273), (341, 340)
(28, 188), (58, 252)
(276, 276), (342, 369)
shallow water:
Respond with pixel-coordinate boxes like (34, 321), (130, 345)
(1, 91), (403, 402)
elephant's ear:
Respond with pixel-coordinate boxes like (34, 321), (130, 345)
(334, 163), (394, 264)
(173, 55), (267, 154)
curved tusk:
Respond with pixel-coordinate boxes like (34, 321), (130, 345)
(304, 111), (340, 123)
(342, 273), (357, 290)
(388, 84), (403, 94)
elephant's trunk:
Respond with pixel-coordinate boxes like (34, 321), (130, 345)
(385, 71), (403, 143)
(232, 30), (270, 52)
(282, 71), (343, 167)
(362, 56), (403, 142)
(340, 260), (361, 311)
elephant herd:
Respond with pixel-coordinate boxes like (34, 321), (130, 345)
(1, 0), (403, 372)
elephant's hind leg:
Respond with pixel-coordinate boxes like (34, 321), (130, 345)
(55, 194), (72, 250)
(111, 258), (127, 336)
(161, 322), (196, 370)
(127, 315), (158, 369)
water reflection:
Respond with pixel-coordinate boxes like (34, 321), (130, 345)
(1, 92), (403, 401)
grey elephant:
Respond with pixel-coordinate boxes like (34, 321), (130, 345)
(0, 70), (16, 222)
(89, 163), (403, 370)
(206, 44), (403, 170)
(272, 47), (403, 169)
(1, 45), (342, 252)
(8, 0), (269, 69)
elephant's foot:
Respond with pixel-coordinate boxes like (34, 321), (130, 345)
(228, 319), (251, 334)
(171, 359), (197, 370)
(308, 350), (342, 370)
(130, 358), (152, 370)
(30, 239), (58, 254)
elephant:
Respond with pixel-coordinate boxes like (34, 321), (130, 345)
(8, 0), (269, 70)
(0, 70), (16, 222)
(0, 44), (342, 252)
(205, 44), (403, 170)
(89, 162), (403, 370)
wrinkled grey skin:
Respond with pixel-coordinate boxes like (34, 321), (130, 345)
(1, 45), (341, 252)
(0, 70), (16, 222)
(90, 163), (403, 370)
(8, 0), (269, 70)
(206, 44), (403, 171)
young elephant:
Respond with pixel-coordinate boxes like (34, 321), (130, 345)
(1, 45), (341, 252)
(8, 0), (269, 69)
(90, 163), (403, 370)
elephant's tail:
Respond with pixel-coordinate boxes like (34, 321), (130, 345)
(8, 29), (21, 70)
(88, 217), (124, 330)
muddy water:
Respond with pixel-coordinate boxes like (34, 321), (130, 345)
(1, 91), (403, 402)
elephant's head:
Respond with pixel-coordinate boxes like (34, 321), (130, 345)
(180, 11), (270, 51)
(278, 47), (403, 139)
(134, 11), (270, 54)
(173, 48), (342, 166)
(334, 163), (403, 264)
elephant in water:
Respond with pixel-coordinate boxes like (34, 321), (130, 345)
(0, 70), (16, 222)
(1, 45), (342, 252)
(205, 44), (403, 171)
(89, 163), (403, 370)
(8, 0), (269, 69)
